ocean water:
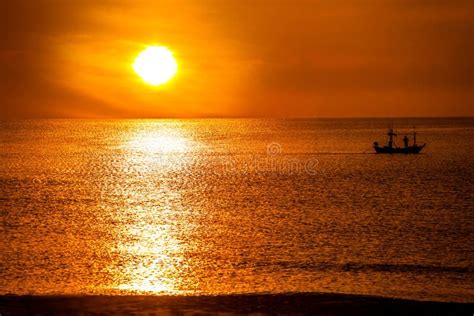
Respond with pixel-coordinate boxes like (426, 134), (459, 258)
(1, 118), (473, 302)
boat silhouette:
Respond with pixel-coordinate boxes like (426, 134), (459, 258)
(373, 126), (425, 154)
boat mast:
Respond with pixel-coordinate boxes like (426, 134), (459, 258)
(413, 126), (417, 146)
(387, 124), (396, 148)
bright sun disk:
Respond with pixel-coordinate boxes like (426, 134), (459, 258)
(133, 46), (177, 86)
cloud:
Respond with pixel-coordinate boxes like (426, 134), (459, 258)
(1, 1), (112, 118)
(200, 0), (473, 116)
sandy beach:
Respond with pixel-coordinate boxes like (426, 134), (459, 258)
(1, 293), (472, 316)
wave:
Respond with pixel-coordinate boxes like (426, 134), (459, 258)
(249, 261), (473, 274)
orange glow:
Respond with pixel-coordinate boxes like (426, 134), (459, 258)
(2, 1), (473, 118)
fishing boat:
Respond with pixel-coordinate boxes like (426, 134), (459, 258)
(373, 127), (425, 154)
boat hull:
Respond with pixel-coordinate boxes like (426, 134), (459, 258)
(374, 144), (425, 154)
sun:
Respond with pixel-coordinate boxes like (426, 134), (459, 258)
(133, 46), (178, 86)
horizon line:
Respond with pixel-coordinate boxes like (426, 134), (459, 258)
(1, 115), (473, 121)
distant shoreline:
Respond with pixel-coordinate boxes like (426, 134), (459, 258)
(2, 293), (472, 316)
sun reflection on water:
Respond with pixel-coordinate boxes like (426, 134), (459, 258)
(109, 123), (196, 294)
(115, 218), (184, 294)
(127, 130), (190, 154)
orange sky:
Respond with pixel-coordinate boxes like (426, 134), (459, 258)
(1, 0), (473, 118)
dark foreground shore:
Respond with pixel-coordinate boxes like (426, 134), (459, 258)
(1, 294), (472, 316)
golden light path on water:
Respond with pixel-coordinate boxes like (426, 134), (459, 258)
(127, 130), (189, 154)
(111, 124), (195, 294)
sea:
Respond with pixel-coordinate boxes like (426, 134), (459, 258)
(1, 118), (473, 303)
